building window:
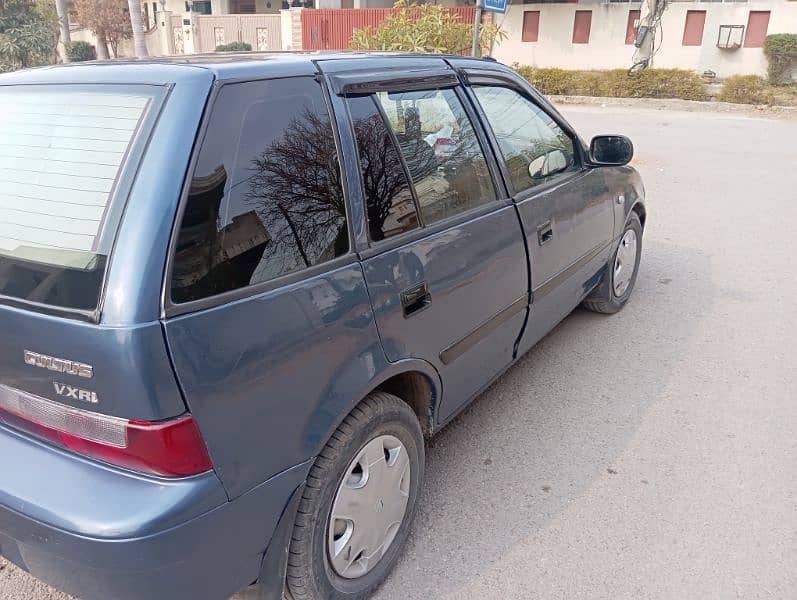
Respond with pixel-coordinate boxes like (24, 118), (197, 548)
(522, 11), (540, 42)
(572, 10), (592, 44)
(192, 1), (212, 14)
(231, 0), (256, 12)
(625, 9), (641, 45)
(682, 10), (706, 46)
(743, 11), (770, 48)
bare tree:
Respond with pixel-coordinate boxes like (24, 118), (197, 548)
(245, 109), (347, 273)
(73, 0), (131, 58)
(126, 0), (149, 57)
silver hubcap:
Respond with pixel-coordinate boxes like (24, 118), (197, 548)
(613, 228), (638, 297)
(328, 435), (410, 579)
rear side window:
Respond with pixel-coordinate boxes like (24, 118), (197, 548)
(171, 77), (348, 304)
(0, 85), (157, 311)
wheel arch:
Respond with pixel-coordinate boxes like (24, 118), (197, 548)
(313, 359), (442, 461)
(631, 200), (647, 229)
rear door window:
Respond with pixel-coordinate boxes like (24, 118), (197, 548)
(374, 88), (496, 226)
(170, 77), (348, 304)
(347, 95), (419, 242)
(0, 85), (160, 312)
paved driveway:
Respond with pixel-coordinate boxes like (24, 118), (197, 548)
(2, 106), (796, 600)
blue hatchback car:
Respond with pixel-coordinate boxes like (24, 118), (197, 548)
(0, 53), (645, 600)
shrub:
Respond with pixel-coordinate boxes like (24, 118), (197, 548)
(66, 41), (96, 62)
(717, 74), (770, 104)
(350, 0), (506, 55)
(215, 41), (252, 52)
(602, 68), (706, 100)
(763, 33), (797, 85)
(0, 0), (59, 72)
(513, 67), (706, 101)
(515, 67), (578, 95)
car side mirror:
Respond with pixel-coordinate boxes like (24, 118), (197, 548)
(589, 135), (633, 166)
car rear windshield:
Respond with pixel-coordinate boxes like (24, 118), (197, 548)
(0, 84), (160, 313)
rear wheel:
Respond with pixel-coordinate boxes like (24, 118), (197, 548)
(582, 212), (643, 314)
(286, 392), (424, 600)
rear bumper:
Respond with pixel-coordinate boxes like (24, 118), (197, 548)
(0, 425), (309, 600)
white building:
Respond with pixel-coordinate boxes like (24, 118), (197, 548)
(491, 0), (797, 78)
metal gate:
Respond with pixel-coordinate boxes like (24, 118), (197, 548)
(301, 7), (476, 51)
(195, 14), (282, 53)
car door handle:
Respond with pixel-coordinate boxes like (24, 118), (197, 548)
(400, 281), (431, 318)
(537, 220), (553, 246)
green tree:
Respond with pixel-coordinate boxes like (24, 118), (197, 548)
(350, 0), (505, 56)
(763, 34), (797, 85)
(0, 0), (59, 72)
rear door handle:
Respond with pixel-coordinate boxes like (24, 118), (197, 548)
(537, 220), (553, 246)
(400, 281), (431, 317)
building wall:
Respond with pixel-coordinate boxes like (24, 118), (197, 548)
(492, 1), (797, 78)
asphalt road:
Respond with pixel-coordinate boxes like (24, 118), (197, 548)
(2, 105), (796, 600)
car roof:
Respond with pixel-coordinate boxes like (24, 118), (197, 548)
(0, 52), (504, 86)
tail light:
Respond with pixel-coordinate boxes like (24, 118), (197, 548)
(0, 384), (212, 478)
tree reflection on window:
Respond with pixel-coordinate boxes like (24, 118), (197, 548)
(348, 95), (419, 242)
(171, 79), (348, 304)
(245, 108), (348, 280)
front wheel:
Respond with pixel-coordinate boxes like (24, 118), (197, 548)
(286, 392), (424, 600)
(583, 211), (643, 314)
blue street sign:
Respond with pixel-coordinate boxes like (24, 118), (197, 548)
(482, 0), (508, 14)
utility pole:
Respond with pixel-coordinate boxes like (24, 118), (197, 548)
(471, 0), (482, 57)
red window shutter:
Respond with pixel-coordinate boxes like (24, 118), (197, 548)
(625, 10), (641, 45)
(744, 11), (770, 48)
(522, 11), (540, 43)
(572, 10), (592, 44)
(682, 10), (706, 47)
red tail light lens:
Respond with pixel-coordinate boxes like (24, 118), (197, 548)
(0, 384), (212, 478)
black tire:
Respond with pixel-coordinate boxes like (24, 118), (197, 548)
(582, 211), (643, 314)
(286, 392), (424, 600)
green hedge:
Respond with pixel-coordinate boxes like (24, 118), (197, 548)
(215, 41), (252, 52)
(763, 34), (797, 85)
(717, 75), (769, 104)
(717, 74), (797, 106)
(514, 66), (707, 101)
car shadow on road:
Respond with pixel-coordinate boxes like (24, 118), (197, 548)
(372, 239), (714, 600)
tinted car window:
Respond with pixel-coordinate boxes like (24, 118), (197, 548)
(347, 95), (419, 242)
(0, 85), (157, 311)
(375, 88), (496, 226)
(473, 86), (577, 193)
(171, 78), (348, 304)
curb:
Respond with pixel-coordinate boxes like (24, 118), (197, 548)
(549, 95), (797, 118)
